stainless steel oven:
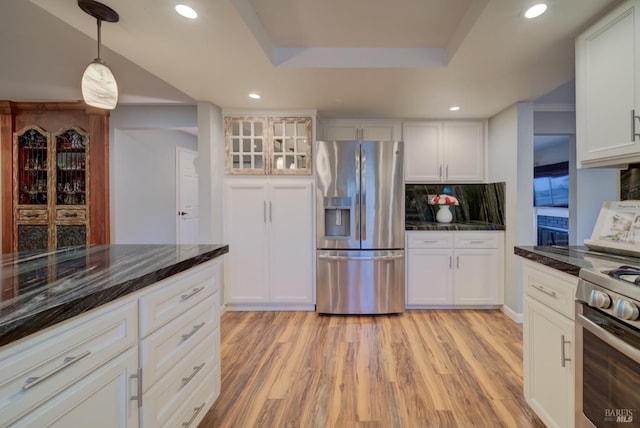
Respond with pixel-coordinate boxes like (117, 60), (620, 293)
(576, 267), (640, 427)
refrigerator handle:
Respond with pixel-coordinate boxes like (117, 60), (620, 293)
(355, 148), (360, 241)
(361, 147), (366, 241)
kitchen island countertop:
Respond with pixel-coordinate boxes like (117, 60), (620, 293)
(0, 244), (229, 347)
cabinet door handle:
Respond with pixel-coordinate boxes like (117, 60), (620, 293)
(469, 240), (486, 244)
(445, 164), (449, 180)
(560, 334), (571, 368)
(531, 283), (557, 298)
(182, 402), (206, 428)
(181, 286), (205, 301)
(22, 350), (91, 391)
(422, 240), (439, 244)
(130, 367), (143, 408)
(449, 256), (452, 269)
(182, 362), (205, 387)
(439, 165), (443, 180)
(263, 201), (267, 223)
(181, 322), (205, 342)
(456, 255), (459, 269)
(269, 201), (272, 222)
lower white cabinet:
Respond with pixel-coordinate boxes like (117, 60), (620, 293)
(0, 257), (224, 428)
(13, 347), (139, 428)
(406, 231), (503, 307)
(224, 180), (313, 309)
(522, 259), (577, 428)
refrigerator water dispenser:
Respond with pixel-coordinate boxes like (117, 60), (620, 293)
(323, 196), (351, 238)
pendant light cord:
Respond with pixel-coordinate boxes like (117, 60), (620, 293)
(96, 18), (103, 60)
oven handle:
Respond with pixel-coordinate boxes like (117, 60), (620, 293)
(576, 311), (640, 363)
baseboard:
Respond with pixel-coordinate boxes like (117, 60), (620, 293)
(220, 303), (227, 316)
(225, 304), (316, 311)
(501, 305), (523, 323)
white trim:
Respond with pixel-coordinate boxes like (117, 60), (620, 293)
(225, 304), (316, 311)
(221, 108), (318, 117)
(501, 304), (523, 323)
(405, 305), (501, 310)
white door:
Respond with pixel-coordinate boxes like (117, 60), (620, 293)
(453, 249), (498, 305)
(177, 147), (199, 244)
(403, 122), (442, 182)
(443, 121), (484, 182)
(268, 182), (313, 303)
(224, 182), (269, 303)
(406, 249), (453, 305)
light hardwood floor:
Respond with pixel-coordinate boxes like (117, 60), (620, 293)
(200, 310), (545, 428)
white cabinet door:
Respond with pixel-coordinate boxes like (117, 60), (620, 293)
(224, 182), (269, 303)
(406, 249), (453, 305)
(576, 0), (640, 167)
(443, 121), (484, 182)
(14, 347), (139, 428)
(322, 119), (401, 141)
(524, 296), (574, 428)
(453, 249), (499, 305)
(403, 122), (442, 182)
(268, 182), (313, 303)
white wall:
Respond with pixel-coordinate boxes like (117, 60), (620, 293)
(534, 136), (570, 166)
(113, 129), (196, 243)
(488, 102), (534, 316)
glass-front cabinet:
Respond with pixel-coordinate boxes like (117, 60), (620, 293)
(224, 116), (312, 175)
(12, 125), (90, 251)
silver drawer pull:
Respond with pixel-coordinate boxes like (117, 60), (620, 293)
(469, 240), (486, 244)
(22, 351), (91, 391)
(130, 368), (143, 408)
(182, 402), (206, 428)
(182, 362), (205, 387)
(422, 240), (439, 244)
(181, 286), (205, 301)
(531, 284), (557, 298)
(181, 322), (205, 342)
(560, 334), (571, 368)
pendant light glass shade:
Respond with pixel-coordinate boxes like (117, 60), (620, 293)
(82, 59), (118, 109)
(78, 0), (120, 110)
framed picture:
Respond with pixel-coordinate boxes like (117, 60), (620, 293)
(584, 201), (640, 257)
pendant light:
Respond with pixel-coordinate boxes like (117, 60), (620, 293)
(78, 0), (119, 110)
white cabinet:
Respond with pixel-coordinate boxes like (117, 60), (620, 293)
(138, 259), (222, 428)
(403, 121), (485, 182)
(522, 259), (577, 428)
(224, 180), (314, 308)
(321, 119), (401, 141)
(13, 348), (139, 428)
(576, 0), (640, 168)
(406, 231), (503, 307)
(0, 299), (139, 427)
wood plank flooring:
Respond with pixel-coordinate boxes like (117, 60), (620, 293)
(199, 310), (545, 428)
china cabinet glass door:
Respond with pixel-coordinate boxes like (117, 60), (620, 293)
(271, 117), (312, 175)
(225, 117), (267, 174)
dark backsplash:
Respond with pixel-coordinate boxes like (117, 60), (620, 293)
(406, 182), (506, 225)
(620, 164), (640, 200)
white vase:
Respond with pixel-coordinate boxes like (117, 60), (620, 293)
(436, 205), (453, 223)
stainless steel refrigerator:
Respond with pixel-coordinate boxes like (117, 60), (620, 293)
(315, 140), (404, 314)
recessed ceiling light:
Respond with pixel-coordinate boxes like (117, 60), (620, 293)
(524, 3), (547, 19)
(449, 106), (461, 111)
(249, 93), (261, 99)
(175, 5), (198, 19)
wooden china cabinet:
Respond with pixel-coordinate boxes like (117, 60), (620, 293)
(0, 101), (110, 253)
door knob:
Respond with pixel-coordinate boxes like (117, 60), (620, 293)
(179, 211), (188, 216)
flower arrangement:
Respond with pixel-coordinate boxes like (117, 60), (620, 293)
(429, 194), (459, 206)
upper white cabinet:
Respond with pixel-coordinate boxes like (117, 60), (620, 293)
(320, 119), (402, 141)
(576, 0), (640, 168)
(403, 121), (485, 182)
(224, 180), (314, 308)
(224, 116), (313, 175)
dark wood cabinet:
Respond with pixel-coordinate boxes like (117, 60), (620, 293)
(1, 101), (110, 253)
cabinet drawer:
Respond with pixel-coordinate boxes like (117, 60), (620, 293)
(406, 232), (453, 249)
(454, 232), (502, 249)
(0, 300), (137, 425)
(162, 362), (220, 428)
(139, 259), (221, 337)
(142, 327), (219, 427)
(55, 208), (87, 223)
(16, 209), (48, 223)
(522, 260), (578, 319)
(140, 293), (218, 391)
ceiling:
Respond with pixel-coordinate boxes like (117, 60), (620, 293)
(0, 0), (620, 119)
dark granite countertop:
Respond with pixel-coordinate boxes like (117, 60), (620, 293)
(0, 244), (229, 347)
(406, 221), (505, 231)
(514, 245), (640, 277)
